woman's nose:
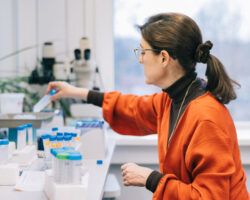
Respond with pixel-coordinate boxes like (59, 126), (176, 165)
(139, 56), (143, 64)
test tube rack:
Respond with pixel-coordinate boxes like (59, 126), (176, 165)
(44, 170), (88, 200)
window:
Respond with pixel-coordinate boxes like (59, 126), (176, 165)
(114, 0), (250, 121)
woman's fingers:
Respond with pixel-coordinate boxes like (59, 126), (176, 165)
(50, 91), (62, 101)
(47, 81), (59, 94)
(121, 163), (136, 186)
(121, 162), (153, 187)
(122, 174), (130, 186)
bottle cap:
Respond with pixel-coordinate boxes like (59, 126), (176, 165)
(16, 125), (25, 131)
(52, 127), (58, 132)
(68, 152), (82, 160)
(26, 123), (33, 128)
(41, 134), (50, 140)
(49, 135), (57, 141)
(0, 139), (9, 145)
(57, 132), (63, 136)
(62, 146), (75, 152)
(64, 135), (72, 141)
(56, 152), (68, 160)
(56, 135), (64, 141)
(64, 132), (72, 136)
(50, 148), (57, 156)
(96, 160), (103, 165)
(71, 133), (77, 137)
(49, 89), (57, 96)
(50, 148), (64, 156)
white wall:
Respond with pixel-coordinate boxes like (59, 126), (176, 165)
(0, 0), (114, 90)
(17, 0), (37, 75)
(0, 0), (18, 77)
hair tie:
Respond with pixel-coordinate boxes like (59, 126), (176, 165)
(195, 40), (213, 63)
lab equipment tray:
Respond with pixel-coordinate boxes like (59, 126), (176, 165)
(0, 112), (54, 128)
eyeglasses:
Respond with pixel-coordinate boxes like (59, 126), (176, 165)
(133, 48), (161, 60)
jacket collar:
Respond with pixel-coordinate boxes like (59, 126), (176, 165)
(162, 71), (197, 103)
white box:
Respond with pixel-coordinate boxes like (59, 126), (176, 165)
(79, 127), (107, 159)
(44, 170), (88, 200)
(10, 145), (38, 166)
(0, 93), (24, 114)
(0, 163), (19, 185)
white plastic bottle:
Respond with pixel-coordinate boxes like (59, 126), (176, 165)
(0, 139), (9, 164)
(50, 148), (57, 176)
(55, 152), (68, 184)
(26, 123), (33, 145)
(74, 132), (81, 148)
(17, 125), (26, 150)
(33, 89), (57, 112)
(52, 127), (58, 136)
(51, 148), (63, 177)
(70, 133), (77, 147)
(63, 135), (72, 147)
(56, 135), (63, 148)
(22, 125), (27, 149)
(49, 135), (57, 149)
(41, 134), (51, 161)
(68, 152), (82, 184)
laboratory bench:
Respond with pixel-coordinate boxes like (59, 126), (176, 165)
(0, 138), (115, 200)
(1, 122), (250, 199)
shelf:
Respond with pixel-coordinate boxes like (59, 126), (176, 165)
(0, 112), (54, 128)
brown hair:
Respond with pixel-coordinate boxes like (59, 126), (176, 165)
(138, 12), (239, 104)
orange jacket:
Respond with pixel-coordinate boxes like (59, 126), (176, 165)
(103, 91), (249, 200)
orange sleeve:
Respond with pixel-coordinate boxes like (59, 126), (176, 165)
(153, 121), (236, 200)
(102, 91), (162, 135)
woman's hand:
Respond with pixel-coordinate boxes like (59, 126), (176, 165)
(121, 163), (153, 187)
(47, 81), (89, 101)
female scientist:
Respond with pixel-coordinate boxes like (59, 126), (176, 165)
(47, 13), (249, 200)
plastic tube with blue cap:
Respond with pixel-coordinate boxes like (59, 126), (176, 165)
(26, 123), (33, 145)
(41, 134), (51, 161)
(33, 89), (57, 112)
(56, 152), (69, 184)
(0, 139), (9, 164)
(51, 127), (58, 136)
(17, 125), (26, 150)
(68, 152), (82, 184)
(63, 134), (72, 147)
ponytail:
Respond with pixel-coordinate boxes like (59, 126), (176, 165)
(206, 54), (239, 104)
(195, 40), (239, 104)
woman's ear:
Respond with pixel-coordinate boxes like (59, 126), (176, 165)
(161, 50), (170, 67)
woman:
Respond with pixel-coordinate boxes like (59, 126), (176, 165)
(47, 13), (249, 199)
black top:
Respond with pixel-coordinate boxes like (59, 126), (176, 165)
(86, 72), (206, 193)
(163, 72), (206, 141)
(87, 89), (104, 107)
